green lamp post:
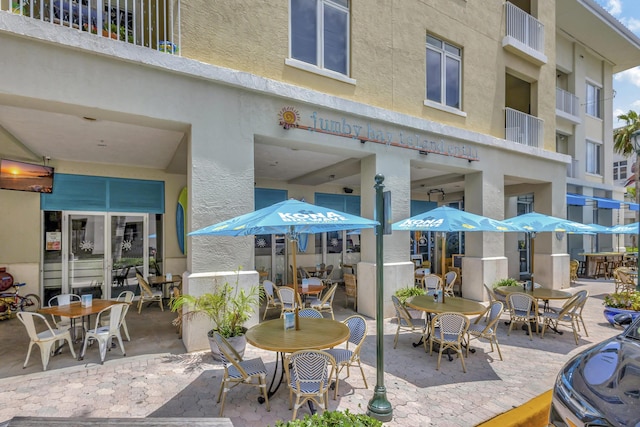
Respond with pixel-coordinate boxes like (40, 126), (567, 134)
(366, 174), (393, 422)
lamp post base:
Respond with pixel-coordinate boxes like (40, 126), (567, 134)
(366, 386), (393, 422)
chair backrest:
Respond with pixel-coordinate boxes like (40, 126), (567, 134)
(415, 268), (427, 275)
(479, 301), (504, 333)
(432, 312), (469, 338)
(288, 350), (335, 392)
(277, 286), (296, 306)
(213, 331), (251, 379)
(574, 290), (589, 309)
(48, 293), (81, 307)
(423, 274), (442, 290)
(262, 280), (276, 299)
(508, 292), (535, 314)
(422, 260), (432, 269)
(324, 264), (333, 279)
(136, 273), (154, 296)
(116, 291), (135, 303)
(96, 303), (125, 332)
(391, 295), (416, 326)
(344, 315), (367, 348)
(483, 284), (495, 304)
(445, 271), (457, 286)
(344, 273), (357, 297)
(320, 283), (338, 305)
(17, 312), (55, 340)
(298, 308), (323, 318)
(570, 260), (579, 274)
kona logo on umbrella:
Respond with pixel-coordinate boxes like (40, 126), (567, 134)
(397, 218), (445, 228)
(278, 211), (347, 222)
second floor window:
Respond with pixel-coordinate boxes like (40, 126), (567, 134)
(586, 140), (601, 175)
(585, 82), (601, 118)
(426, 34), (462, 109)
(614, 160), (627, 180)
(290, 0), (350, 76)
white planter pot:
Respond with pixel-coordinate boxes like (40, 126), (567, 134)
(207, 329), (247, 362)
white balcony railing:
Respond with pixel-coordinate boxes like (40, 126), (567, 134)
(4, 0), (181, 54)
(567, 159), (579, 178)
(504, 2), (544, 54)
(505, 108), (544, 148)
(556, 87), (580, 118)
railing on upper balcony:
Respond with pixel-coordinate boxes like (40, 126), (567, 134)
(567, 158), (579, 178)
(505, 2), (544, 53)
(505, 108), (544, 148)
(556, 87), (580, 118)
(3, 0), (181, 55)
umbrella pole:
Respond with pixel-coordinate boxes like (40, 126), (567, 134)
(441, 233), (446, 303)
(530, 233), (535, 285)
(291, 239), (300, 330)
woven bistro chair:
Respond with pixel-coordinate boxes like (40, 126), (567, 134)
(343, 273), (357, 310)
(540, 295), (582, 345)
(422, 274), (442, 294)
(213, 331), (270, 417)
(466, 301), (504, 361)
(285, 350), (336, 420)
(391, 295), (428, 348)
(298, 308), (323, 318)
(507, 292), (538, 341)
(276, 286), (299, 318)
(136, 273), (164, 314)
(429, 312), (470, 373)
(443, 271), (458, 297)
(569, 259), (579, 283)
(309, 283), (338, 319)
(261, 280), (282, 320)
(325, 315), (368, 399)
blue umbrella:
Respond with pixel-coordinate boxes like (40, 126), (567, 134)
(392, 206), (525, 233)
(610, 222), (640, 234)
(190, 199), (379, 326)
(392, 206), (524, 292)
(503, 212), (600, 283)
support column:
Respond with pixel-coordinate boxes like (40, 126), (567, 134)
(358, 153), (412, 318)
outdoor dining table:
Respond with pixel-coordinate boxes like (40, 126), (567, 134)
(39, 299), (123, 359)
(405, 295), (485, 358)
(148, 274), (182, 299)
(302, 266), (327, 277)
(578, 252), (625, 278)
(245, 317), (349, 403)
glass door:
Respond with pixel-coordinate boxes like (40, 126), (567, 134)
(109, 214), (147, 299)
(64, 212), (107, 298)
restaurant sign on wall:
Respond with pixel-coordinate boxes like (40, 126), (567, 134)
(277, 106), (479, 162)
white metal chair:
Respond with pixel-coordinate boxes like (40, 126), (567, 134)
(467, 301), (504, 361)
(285, 350), (336, 420)
(47, 293), (81, 332)
(507, 292), (538, 341)
(261, 280), (281, 320)
(136, 273), (164, 313)
(214, 331), (270, 417)
(429, 312), (470, 373)
(100, 291), (134, 341)
(325, 315), (368, 399)
(80, 303), (127, 364)
(391, 295), (428, 348)
(16, 312), (77, 371)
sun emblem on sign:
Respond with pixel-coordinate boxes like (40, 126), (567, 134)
(330, 238), (339, 247)
(80, 240), (94, 252)
(122, 240), (132, 251)
(256, 238), (267, 248)
(278, 106), (300, 129)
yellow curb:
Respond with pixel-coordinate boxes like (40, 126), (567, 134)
(476, 390), (552, 427)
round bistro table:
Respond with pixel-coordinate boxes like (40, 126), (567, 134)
(245, 317), (349, 401)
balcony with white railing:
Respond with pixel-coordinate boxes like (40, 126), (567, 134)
(3, 0), (180, 54)
(502, 2), (547, 65)
(556, 87), (581, 124)
(567, 158), (579, 179)
(505, 108), (544, 148)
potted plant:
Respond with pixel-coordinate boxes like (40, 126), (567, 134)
(603, 290), (640, 326)
(493, 277), (520, 288)
(170, 269), (261, 361)
(394, 286), (425, 305)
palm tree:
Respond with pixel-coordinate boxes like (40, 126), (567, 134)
(614, 110), (640, 252)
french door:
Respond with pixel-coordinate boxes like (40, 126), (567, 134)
(43, 211), (149, 301)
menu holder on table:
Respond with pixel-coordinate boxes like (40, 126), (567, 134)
(284, 312), (295, 330)
(81, 294), (93, 307)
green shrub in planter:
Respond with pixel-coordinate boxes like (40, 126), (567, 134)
(493, 278), (520, 288)
(273, 409), (382, 427)
(394, 286), (425, 304)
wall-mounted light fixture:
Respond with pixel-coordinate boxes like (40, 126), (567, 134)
(427, 188), (445, 201)
(343, 187), (354, 194)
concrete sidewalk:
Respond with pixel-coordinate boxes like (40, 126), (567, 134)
(0, 278), (621, 426)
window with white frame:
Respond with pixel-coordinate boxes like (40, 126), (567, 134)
(613, 160), (627, 181)
(585, 82), (601, 118)
(586, 140), (601, 175)
(290, 0), (350, 76)
(426, 34), (462, 109)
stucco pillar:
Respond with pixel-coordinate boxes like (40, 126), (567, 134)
(358, 153), (412, 319)
(463, 172), (508, 301)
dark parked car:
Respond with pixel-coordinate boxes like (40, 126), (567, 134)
(549, 315), (640, 426)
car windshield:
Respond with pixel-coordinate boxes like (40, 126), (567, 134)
(623, 317), (640, 341)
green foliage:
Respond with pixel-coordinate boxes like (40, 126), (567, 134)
(394, 286), (425, 304)
(604, 290), (640, 311)
(493, 278), (520, 288)
(273, 409), (382, 427)
(170, 268), (262, 338)
(613, 110), (640, 157)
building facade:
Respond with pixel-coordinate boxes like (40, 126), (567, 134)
(1, 0), (638, 351)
